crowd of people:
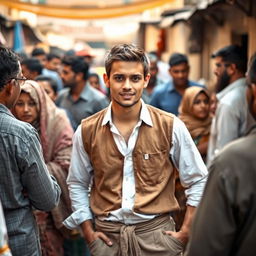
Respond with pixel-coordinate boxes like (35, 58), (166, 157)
(0, 41), (255, 256)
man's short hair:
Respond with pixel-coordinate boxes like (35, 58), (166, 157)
(35, 75), (58, 94)
(211, 45), (247, 74)
(47, 53), (61, 61)
(21, 58), (43, 75)
(168, 53), (188, 67)
(0, 46), (20, 90)
(62, 56), (89, 81)
(104, 44), (150, 78)
(31, 47), (46, 57)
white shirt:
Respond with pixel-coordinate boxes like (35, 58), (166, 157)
(64, 101), (208, 228)
(207, 78), (255, 166)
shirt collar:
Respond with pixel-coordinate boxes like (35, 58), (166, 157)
(0, 104), (13, 117)
(75, 82), (93, 101)
(217, 77), (246, 100)
(102, 100), (153, 127)
(167, 79), (194, 92)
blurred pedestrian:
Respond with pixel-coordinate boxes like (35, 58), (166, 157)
(46, 53), (62, 73)
(179, 87), (212, 161)
(142, 52), (164, 103)
(207, 45), (255, 165)
(185, 53), (256, 256)
(56, 56), (109, 130)
(0, 46), (60, 256)
(88, 73), (106, 95)
(12, 80), (73, 256)
(63, 43), (207, 256)
(35, 75), (58, 102)
(150, 53), (203, 115)
(21, 57), (43, 80)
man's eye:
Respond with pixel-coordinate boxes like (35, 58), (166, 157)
(114, 76), (123, 82)
(131, 76), (141, 82)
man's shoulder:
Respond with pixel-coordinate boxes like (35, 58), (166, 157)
(152, 80), (170, 95)
(147, 105), (175, 120)
(215, 134), (256, 166)
(81, 108), (107, 125)
(188, 80), (204, 87)
(87, 85), (108, 101)
(0, 114), (36, 142)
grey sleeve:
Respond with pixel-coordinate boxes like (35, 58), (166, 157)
(20, 130), (61, 211)
(185, 160), (236, 256)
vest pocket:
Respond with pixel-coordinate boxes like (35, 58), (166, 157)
(135, 149), (169, 185)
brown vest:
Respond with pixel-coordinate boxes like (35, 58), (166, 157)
(81, 105), (179, 216)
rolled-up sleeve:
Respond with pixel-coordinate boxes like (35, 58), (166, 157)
(171, 117), (208, 207)
(63, 125), (94, 229)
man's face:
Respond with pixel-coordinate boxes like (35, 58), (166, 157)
(21, 64), (38, 80)
(104, 61), (150, 108)
(213, 57), (231, 93)
(169, 62), (189, 88)
(47, 57), (61, 72)
(61, 65), (77, 89)
(35, 54), (47, 67)
(7, 63), (23, 109)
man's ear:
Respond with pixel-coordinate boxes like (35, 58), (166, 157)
(144, 73), (151, 89)
(76, 72), (84, 81)
(103, 73), (110, 88)
(226, 63), (236, 76)
(5, 80), (14, 96)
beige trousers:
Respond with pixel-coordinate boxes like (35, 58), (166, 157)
(89, 214), (184, 256)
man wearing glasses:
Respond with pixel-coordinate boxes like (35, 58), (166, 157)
(207, 45), (255, 165)
(0, 46), (61, 256)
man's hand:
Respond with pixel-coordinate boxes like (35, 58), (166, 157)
(164, 230), (188, 245)
(81, 220), (113, 246)
(85, 230), (113, 246)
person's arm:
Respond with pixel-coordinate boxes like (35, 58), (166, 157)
(215, 103), (240, 152)
(20, 128), (61, 211)
(169, 117), (208, 244)
(185, 157), (236, 256)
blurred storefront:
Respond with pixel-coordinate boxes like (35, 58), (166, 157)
(140, 0), (256, 88)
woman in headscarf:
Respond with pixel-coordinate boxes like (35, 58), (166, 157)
(179, 86), (212, 161)
(12, 80), (73, 256)
(171, 86), (211, 232)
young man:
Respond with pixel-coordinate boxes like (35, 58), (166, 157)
(56, 56), (109, 130)
(207, 45), (255, 165)
(185, 53), (256, 256)
(64, 44), (207, 255)
(150, 53), (203, 116)
(0, 47), (61, 255)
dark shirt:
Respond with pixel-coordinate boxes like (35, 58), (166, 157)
(56, 84), (109, 130)
(0, 104), (61, 256)
(150, 79), (203, 115)
(185, 126), (256, 256)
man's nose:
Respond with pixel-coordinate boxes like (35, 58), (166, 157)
(123, 79), (132, 89)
